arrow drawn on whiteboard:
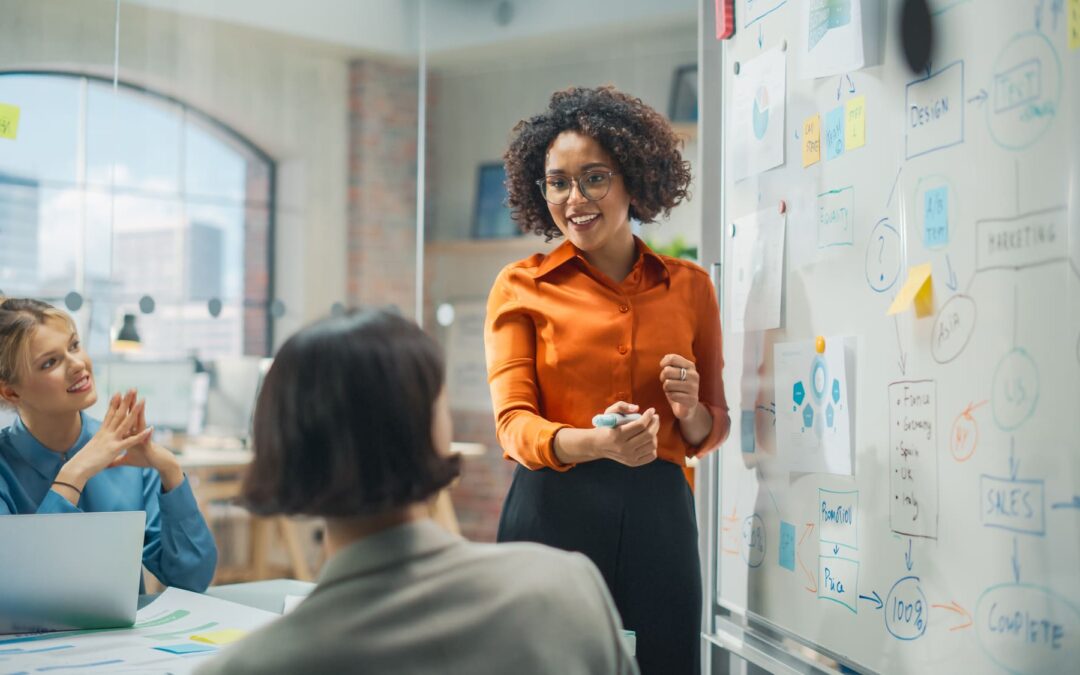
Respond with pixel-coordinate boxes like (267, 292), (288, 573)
(859, 591), (883, 610)
(894, 315), (908, 376)
(945, 254), (959, 291)
(904, 538), (914, 571)
(1009, 437), (1020, 480)
(1051, 495), (1080, 510)
(758, 23), (764, 49)
(886, 166), (903, 207)
(967, 88), (989, 106)
(846, 74), (855, 93)
(1012, 536), (1021, 583)
(797, 523), (817, 593)
(932, 601), (973, 630)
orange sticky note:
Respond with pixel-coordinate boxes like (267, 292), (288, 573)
(0, 103), (20, 140)
(845, 96), (865, 150)
(802, 115), (821, 167)
(190, 628), (248, 645)
(887, 264), (934, 318)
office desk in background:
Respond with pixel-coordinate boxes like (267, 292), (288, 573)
(177, 442), (486, 585)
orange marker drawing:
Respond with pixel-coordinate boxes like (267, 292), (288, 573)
(950, 400), (987, 463)
(932, 600), (973, 631)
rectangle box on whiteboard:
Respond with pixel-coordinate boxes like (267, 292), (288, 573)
(889, 380), (939, 539)
(817, 186), (854, 248)
(905, 61), (964, 159)
(819, 488), (859, 549)
(975, 206), (1068, 271)
(818, 555), (859, 613)
(979, 475), (1046, 535)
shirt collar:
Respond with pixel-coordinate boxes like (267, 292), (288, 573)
(315, 519), (462, 589)
(534, 235), (671, 285)
(10, 411), (93, 479)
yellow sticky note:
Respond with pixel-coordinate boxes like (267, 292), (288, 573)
(802, 115), (821, 167)
(845, 96), (865, 150)
(1070, 0), (1080, 50)
(887, 263), (934, 318)
(0, 103), (20, 140)
(190, 628), (248, 645)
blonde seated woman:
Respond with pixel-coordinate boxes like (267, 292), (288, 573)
(0, 297), (217, 592)
(195, 309), (637, 675)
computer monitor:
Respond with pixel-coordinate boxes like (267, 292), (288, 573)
(203, 356), (266, 438)
(87, 359), (196, 431)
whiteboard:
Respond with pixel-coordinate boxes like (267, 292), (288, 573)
(711, 1), (1080, 673)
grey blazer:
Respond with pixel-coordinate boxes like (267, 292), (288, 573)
(196, 519), (638, 675)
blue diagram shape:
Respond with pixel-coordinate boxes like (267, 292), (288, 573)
(832, 378), (841, 403)
(793, 381), (806, 406)
(803, 404), (815, 428)
(826, 403), (835, 428)
(810, 357), (828, 402)
(808, 0), (852, 51)
(752, 87), (770, 140)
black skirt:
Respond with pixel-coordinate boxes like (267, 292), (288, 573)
(497, 459), (701, 675)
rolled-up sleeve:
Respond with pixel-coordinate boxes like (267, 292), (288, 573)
(485, 268), (572, 471)
(141, 472), (218, 591)
(685, 272), (731, 457)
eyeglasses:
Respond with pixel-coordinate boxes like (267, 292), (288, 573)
(535, 170), (620, 205)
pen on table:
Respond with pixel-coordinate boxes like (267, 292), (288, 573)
(592, 413), (642, 428)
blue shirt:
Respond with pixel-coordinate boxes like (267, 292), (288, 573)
(0, 412), (218, 592)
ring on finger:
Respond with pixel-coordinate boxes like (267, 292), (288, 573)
(679, 367), (687, 381)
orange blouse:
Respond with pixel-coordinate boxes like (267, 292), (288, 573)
(484, 237), (731, 472)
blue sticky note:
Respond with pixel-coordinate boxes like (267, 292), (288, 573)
(825, 106), (845, 161)
(779, 521), (796, 571)
(740, 409), (756, 453)
(153, 643), (218, 655)
(923, 186), (949, 247)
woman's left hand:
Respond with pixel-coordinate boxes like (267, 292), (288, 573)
(659, 353), (701, 420)
(108, 393), (184, 491)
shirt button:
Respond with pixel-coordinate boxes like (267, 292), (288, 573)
(618, 345), (628, 355)
(619, 304), (629, 313)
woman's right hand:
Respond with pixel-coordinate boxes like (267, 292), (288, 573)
(54, 390), (154, 491)
(593, 402), (660, 467)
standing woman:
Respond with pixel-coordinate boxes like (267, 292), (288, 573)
(485, 86), (730, 674)
(0, 297), (217, 592)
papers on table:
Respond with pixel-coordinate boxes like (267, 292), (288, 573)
(0, 588), (278, 674)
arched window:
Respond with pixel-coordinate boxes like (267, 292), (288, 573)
(0, 72), (274, 358)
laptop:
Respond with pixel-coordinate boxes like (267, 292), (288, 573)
(0, 511), (146, 634)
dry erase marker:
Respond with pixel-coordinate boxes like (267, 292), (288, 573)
(592, 413), (642, 428)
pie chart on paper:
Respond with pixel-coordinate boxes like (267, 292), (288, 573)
(752, 86), (770, 140)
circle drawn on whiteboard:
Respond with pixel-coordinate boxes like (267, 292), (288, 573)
(740, 514), (766, 568)
(752, 86), (770, 140)
(207, 298), (223, 318)
(991, 348), (1039, 431)
(987, 31), (1062, 151)
(930, 294), (977, 364)
(865, 218), (902, 293)
(64, 291), (84, 312)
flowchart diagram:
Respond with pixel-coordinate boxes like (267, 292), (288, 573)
(717, 1), (1079, 672)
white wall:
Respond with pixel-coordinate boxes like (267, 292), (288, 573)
(0, 0), (352, 347)
(427, 22), (699, 243)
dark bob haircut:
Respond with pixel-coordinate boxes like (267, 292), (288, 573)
(242, 309), (461, 517)
(504, 85), (692, 241)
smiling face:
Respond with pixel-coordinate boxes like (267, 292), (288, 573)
(0, 318), (97, 416)
(544, 131), (634, 255)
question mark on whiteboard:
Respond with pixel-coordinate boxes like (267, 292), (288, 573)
(877, 235), (886, 281)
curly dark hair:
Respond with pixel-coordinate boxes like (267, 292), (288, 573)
(503, 85), (692, 240)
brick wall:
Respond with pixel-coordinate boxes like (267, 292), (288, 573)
(346, 62), (511, 542)
(347, 59), (421, 315)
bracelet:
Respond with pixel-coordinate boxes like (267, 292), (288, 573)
(52, 480), (82, 496)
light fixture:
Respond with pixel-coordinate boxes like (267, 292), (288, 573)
(113, 313), (141, 352)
